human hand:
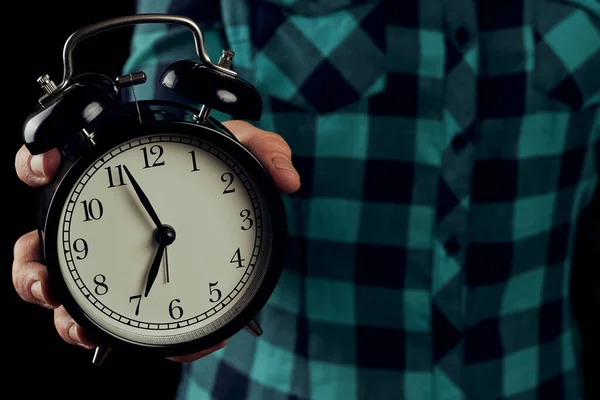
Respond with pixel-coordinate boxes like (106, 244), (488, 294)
(12, 120), (300, 362)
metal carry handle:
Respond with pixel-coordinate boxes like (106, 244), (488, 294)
(45, 14), (236, 95)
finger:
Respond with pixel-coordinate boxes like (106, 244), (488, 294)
(12, 230), (59, 309)
(15, 145), (61, 187)
(13, 230), (43, 263)
(167, 340), (227, 363)
(54, 306), (95, 350)
(223, 120), (301, 194)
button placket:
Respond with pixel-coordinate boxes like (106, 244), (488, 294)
(432, 1), (480, 399)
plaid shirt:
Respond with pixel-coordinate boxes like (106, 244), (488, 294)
(123, 1), (599, 399)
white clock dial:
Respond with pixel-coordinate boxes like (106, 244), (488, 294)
(56, 134), (271, 346)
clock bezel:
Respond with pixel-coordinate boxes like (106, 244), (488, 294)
(41, 107), (288, 358)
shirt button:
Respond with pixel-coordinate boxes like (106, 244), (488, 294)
(451, 134), (468, 151)
(444, 237), (460, 255)
(455, 27), (470, 46)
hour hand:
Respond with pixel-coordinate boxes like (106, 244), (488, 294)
(122, 165), (163, 228)
(144, 243), (165, 297)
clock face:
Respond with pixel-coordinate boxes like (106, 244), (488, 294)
(55, 133), (274, 347)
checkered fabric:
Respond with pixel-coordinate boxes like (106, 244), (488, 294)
(122, 1), (600, 399)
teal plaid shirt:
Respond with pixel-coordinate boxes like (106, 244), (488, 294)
(122, 1), (600, 399)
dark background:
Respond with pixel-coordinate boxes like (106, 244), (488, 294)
(4, 1), (181, 398)
(3, 1), (598, 399)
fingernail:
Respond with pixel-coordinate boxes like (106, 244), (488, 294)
(30, 154), (45, 177)
(69, 324), (80, 344)
(69, 325), (94, 349)
(272, 156), (298, 175)
(31, 281), (55, 309)
(31, 281), (49, 307)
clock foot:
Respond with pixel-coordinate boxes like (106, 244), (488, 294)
(92, 345), (111, 366)
(245, 318), (263, 337)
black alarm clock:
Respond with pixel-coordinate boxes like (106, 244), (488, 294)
(22, 14), (287, 365)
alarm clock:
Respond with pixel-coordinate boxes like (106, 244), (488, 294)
(22, 14), (287, 365)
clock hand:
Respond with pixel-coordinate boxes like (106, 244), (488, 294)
(145, 225), (176, 297)
(122, 165), (163, 229)
(144, 243), (165, 297)
(164, 246), (170, 283)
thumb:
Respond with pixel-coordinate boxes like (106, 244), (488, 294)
(223, 120), (301, 194)
(15, 146), (62, 187)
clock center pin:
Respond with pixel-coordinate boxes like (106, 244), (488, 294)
(156, 224), (176, 246)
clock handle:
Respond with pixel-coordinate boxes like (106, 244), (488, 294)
(39, 14), (234, 105)
(23, 13), (262, 155)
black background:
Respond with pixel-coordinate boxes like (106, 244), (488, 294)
(3, 1), (598, 400)
(5, 1), (181, 399)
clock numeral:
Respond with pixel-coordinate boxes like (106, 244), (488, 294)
(129, 295), (142, 316)
(73, 238), (88, 260)
(230, 248), (245, 268)
(81, 199), (103, 222)
(169, 299), (183, 320)
(221, 172), (235, 194)
(189, 150), (200, 172)
(240, 209), (253, 231)
(105, 165), (126, 188)
(141, 145), (165, 168)
(209, 282), (222, 303)
(93, 274), (108, 296)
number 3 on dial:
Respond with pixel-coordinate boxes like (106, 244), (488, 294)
(240, 209), (253, 230)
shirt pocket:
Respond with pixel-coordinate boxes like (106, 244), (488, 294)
(236, 0), (387, 113)
(512, 0), (599, 224)
(530, 0), (600, 111)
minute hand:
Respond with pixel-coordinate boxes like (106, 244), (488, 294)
(123, 165), (163, 228)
